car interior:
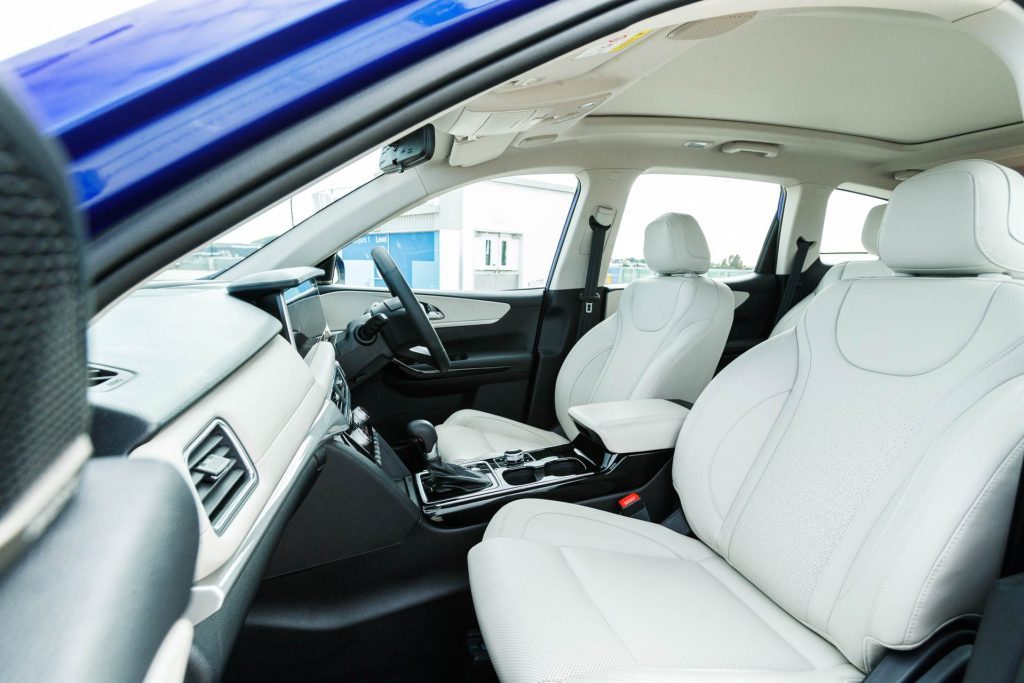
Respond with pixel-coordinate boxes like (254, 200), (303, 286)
(4, 0), (1024, 682)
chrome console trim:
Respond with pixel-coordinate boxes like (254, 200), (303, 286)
(416, 449), (599, 516)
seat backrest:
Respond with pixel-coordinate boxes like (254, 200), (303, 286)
(675, 159), (1024, 672)
(771, 203), (894, 337)
(0, 86), (198, 683)
(554, 213), (733, 437)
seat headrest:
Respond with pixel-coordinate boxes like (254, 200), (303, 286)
(643, 213), (710, 275)
(861, 204), (884, 256)
(878, 160), (1024, 276)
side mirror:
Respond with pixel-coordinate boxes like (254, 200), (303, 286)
(379, 125), (435, 174)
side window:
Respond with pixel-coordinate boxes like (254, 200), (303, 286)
(339, 174), (578, 291)
(611, 174), (781, 283)
(820, 189), (887, 264)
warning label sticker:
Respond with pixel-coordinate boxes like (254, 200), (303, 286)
(574, 30), (651, 60)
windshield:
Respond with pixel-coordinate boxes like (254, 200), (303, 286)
(155, 148), (382, 280)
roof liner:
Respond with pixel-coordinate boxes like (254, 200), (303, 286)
(598, 11), (1022, 143)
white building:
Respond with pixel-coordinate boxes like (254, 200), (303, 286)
(338, 175), (577, 291)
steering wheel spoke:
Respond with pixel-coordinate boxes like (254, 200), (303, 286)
(370, 246), (452, 373)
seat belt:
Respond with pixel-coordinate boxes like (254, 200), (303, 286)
(773, 235), (815, 326)
(577, 206), (615, 339)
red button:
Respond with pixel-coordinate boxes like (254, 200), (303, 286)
(618, 492), (641, 509)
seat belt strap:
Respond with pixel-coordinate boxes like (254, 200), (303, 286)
(773, 236), (815, 326)
(577, 206), (615, 339)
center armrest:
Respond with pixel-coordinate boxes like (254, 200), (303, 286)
(568, 399), (689, 454)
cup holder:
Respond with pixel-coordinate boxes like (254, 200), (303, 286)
(543, 458), (586, 477)
(502, 467), (540, 486)
(501, 457), (588, 486)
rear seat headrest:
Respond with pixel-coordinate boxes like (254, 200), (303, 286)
(861, 204), (884, 256)
(878, 159), (1024, 277)
(643, 213), (710, 275)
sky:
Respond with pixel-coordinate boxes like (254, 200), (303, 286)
(0, 0), (154, 61)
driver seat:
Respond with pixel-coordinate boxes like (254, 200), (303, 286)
(437, 213), (733, 464)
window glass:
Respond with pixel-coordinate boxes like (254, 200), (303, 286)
(156, 148), (383, 280)
(820, 189), (887, 264)
(612, 174), (781, 283)
(338, 174), (578, 291)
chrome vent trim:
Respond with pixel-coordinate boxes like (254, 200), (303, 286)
(184, 420), (257, 534)
(87, 363), (133, 391)
(668, 12), (755, 40)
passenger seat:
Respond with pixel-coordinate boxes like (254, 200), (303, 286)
(468, 159), (1024, 682)
(436, 213), (733, 464)
(771, 203), (892, 336)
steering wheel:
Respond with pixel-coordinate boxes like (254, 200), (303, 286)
(371, 246), (452, 373)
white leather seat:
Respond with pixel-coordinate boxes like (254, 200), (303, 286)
(771, 204), (893, 337)
(469, 159), (1024, 682)
(437, 213), (733, 464)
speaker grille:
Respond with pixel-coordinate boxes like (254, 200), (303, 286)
(0, 95), (88, 519)
(668, 12), (756, 40)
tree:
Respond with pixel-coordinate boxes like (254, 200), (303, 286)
(712, 254), (745, 270)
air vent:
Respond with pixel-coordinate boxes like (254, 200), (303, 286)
(668, 12), (755, 40)
(87, 363), (132, 391)
(185, 420), (256, 532)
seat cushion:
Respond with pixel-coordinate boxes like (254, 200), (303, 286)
(436, 409), (567, 464)
(469, 499), (864, 683)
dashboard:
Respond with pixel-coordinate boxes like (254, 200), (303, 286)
(87, 268), (356, 676)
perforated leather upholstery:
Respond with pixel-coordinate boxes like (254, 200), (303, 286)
(469, 160), (1024, 682)
(437, 214), (732, 463)
(771, 204), (892, 337)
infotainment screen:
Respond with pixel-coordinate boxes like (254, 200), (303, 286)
(281, 279), (329, 357)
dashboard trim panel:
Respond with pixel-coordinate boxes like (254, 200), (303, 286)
(186, 397), (345, 624)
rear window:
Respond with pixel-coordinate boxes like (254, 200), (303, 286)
(820, 189), (887, 264)
(611, 174), (781, 283)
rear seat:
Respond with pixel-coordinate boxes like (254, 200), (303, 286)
(771, 203), (892, 337)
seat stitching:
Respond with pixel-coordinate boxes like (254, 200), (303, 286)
(904, 440), (1024, 641)
(858, 351), (1024, 643)
(827, 371), (1024, 633)
(833, 279), (1000, 377)
(718, 304), (814, 557)
(517, 510), (705, 561)
(461, 414), (565, 445)
(829, 325), (1024, 613)
(694, 557), (815, 670)
(586, 309), (624, 403)
(565, 345), (614, 412)
(558, 547), (641, 667)
(705, 389), (793, 521)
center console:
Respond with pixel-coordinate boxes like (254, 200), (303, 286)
(414, 399), (690, 524)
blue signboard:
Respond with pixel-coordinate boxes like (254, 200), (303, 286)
(342, 230), (438, 289)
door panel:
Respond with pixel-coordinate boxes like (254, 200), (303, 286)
(717, 272), (779, 367)
(322, 286), (545, 442)
(321, 288), (512, 329)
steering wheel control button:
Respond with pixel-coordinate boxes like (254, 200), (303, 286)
(503, 449), (526, 466)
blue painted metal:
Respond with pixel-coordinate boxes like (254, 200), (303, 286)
(3, 0), (552, 235)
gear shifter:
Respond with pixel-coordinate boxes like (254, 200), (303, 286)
(408, 419), (490, 496)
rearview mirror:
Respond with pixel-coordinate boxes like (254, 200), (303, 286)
(379, 125), (435, 174)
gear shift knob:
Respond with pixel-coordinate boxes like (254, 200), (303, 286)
(407, 419), (439, 461)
